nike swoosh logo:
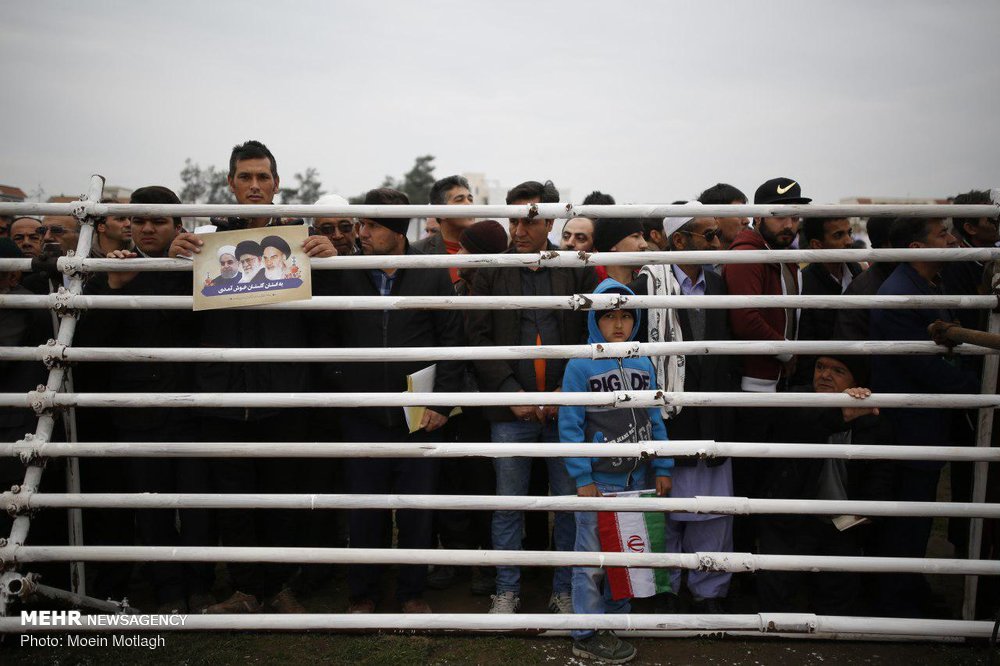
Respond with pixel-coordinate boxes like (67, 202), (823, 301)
(776, 181), (797, 195)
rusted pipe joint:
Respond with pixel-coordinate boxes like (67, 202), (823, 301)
(40, 340), (68, 369)
(27, 386), (56, 415)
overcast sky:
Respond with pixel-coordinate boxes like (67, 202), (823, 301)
(3, 0), (998, 206)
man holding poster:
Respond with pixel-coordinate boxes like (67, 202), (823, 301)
(166, 140), (335, 615)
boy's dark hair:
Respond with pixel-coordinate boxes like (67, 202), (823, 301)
(951, 189), (993, 241)
(364, 187), (410, 206)
(130, 186), (183, 227)
(229, 140), (278, 180)
(429, 175), (471, 206)
(801, 217), (848, 245)
(698, 183), (747, 205)
(506, 180), (559, 205)
(865, 217), (893, 249)
(581, 191), (616, 206)
(889, 217), (933, 249)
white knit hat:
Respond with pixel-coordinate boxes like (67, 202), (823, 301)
(662, 201), (704, 238)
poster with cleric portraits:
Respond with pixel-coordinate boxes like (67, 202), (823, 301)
(192, 226), (312, 311)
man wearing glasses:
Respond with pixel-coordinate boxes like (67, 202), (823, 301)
(40, 215), (80, 255)
(632, 203), (737, 614)
(311, 193), (359, 256)
(467, 179), (598, 615)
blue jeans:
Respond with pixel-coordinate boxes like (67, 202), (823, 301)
(491, 419), (576, 595)
(571, 477), (644, 641)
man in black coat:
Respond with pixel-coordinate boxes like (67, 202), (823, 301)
(758, 355), (889, 616)
(77, 186), (214, 613)
(313, 188), (464, 614)
(631, 211), (739, 612)
(793, 217), (862, 386)
(167, 141), (336, 614)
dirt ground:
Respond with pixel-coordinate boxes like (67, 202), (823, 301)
(2, 469), (996, 664)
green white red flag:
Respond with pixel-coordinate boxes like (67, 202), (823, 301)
(597, 491), (672, 601)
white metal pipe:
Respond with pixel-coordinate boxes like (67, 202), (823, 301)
(1, 293), (995, 312)
(4, 247), (1000, 275)
(0, 612), (992, 638)
(0, 200), (995, 220)
(0, 390), (994, 410)
(6, 439), (1000, 463)
(28, 581), (137, 615)
(0, 340), (993, 364)
(9, 492), (1000, 519)
(6, 546), (1000, 576)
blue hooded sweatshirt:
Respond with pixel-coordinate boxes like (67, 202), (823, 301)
(559, 278), (672, 489)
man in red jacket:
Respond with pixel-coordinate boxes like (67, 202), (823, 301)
(722, 177), (811, 558)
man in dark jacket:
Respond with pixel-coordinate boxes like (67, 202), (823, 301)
(314, 187), (464, 614)
(167, 140), (336, 615)
(870, 216), (980, 617)
(631, 210), (739, 613)
(757, 355), (887, 616)
(833, 217), (896, 342)
(793, 216), (863, 386)
(77, 186), (214, 613)
(466, 180), (599, 614)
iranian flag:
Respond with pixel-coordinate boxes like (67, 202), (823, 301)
(597, 491), (671, 601)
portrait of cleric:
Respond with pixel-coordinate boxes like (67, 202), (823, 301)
(195, 226), (309, 310)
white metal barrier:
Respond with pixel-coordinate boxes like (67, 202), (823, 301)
(1, 177), (998, 641)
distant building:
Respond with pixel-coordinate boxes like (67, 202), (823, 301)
(0, 184), (27, 203)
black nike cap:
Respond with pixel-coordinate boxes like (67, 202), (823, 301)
(754, 177), (812, 205)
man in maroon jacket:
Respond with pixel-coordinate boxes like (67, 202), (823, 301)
(722, 177), (810, 557)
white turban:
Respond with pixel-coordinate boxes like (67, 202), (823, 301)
(217, 245), (237, 260)
(310, 194), (352, 224)
(662, 201), (705, 238)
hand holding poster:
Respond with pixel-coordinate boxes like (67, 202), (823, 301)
(192, 226), (312, 311)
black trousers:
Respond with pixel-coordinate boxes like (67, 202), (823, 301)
(341, 417), (440, 604)
(869, 464), (941, 617)
(124, 420), (214, 603)
(757, 515), (861, 615)
(731, 405), (782, 554)
(433, 409), (493, 551)
(202, 414), (309, 599)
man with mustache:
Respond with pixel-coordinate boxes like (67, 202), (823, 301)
(261, 235), (293, 281)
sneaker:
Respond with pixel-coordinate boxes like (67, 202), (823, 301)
(203, 590), (261, 614)
(488, 591), (521, 614)
(548, 591), (573, 614)
(347, 598), (375, 613)
(401, 598), (432, 613)
(572, 630), (637, 664)
(266, 587), (306, 613)
(426, 565), (458, 590)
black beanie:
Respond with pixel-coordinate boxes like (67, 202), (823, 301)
(820, 354), (869, 387)
(363, 188), (411, 236)
(593, 217), (644, 252)
(460, 219), (509, 254)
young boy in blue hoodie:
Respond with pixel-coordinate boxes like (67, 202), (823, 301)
(559, 278), (673, 664)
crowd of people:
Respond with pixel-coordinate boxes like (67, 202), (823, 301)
(1, 139), (998, 662)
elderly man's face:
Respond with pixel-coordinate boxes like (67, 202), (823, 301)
(813, 356), (855, 394)
(315, 217), (357, 255)
(41, 215), (80, 254)
(673, 218), (722, 252)
(11, 218), (43, 258)
(219, 253), (238, 278)
(262, 246), (288, 271)
(239, 254), (260, 274)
